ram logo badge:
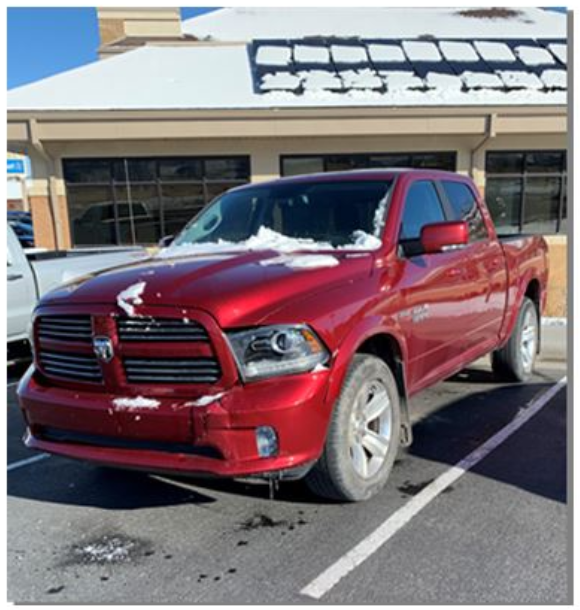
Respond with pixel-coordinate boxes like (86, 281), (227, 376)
(93, 336), (114, 363)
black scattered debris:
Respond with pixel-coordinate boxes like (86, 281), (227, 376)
(239, 514), (287, 531)
(47, 585), (65, 595)
(236, 540), (248, 547)
(398, 479), (435, 497)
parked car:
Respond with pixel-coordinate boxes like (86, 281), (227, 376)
(7, 225), (150, 348)
(18, 169), (548, 501)
(8, 220), (35, 248)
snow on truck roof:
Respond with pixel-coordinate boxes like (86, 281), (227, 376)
(7, 8), (566, 112)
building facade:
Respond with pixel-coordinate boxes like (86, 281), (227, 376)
(7, 7), (568, 315)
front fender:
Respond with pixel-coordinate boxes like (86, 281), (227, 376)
(324, 315), (408, 408)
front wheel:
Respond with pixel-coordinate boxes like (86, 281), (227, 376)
(305, 354), (401, 502)
(492, 296), (539, 382)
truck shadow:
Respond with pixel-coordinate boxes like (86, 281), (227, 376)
(7, 371), (566, 508)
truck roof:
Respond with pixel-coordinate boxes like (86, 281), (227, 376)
(231, 168), (469, 191)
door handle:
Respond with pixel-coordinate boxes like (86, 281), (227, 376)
(8, 273), (23, 281)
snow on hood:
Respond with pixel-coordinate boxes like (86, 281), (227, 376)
(157, 226), (381, 260)
(260, 254), (339, 270)
(116, 281), (146, 316)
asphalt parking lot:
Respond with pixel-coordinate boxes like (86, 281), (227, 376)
(7, 359), (568, 604)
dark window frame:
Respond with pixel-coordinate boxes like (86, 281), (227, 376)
(485, 149), (567, 235)
(62, 156), (251, 247)
(280, 151), (457, 176)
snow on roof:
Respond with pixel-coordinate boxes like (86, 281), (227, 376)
(7, 36), (566, 112)
(182, 7), (566, 41)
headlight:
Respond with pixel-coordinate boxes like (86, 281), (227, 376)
(226, 324), (329, 381)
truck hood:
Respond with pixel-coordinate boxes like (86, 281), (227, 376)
(42, 249), (374, 328)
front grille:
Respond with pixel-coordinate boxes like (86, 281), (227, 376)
(37, 315), (92, 343)
(123, 357), (221, 384)
(117, 318), (209, 342)
(39, 350), (103, 383)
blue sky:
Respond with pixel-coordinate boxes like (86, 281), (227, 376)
(7, 7), (218, 90)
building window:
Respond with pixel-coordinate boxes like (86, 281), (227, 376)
(281, 151), (456, 177)
(485, 151), (567, 235)
(63, 156), (250, 246)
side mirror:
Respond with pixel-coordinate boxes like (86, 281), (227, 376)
(158, 235), (174, 248)
(420, 221), (468, 254)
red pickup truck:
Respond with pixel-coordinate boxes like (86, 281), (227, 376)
(18, 169), (548, 501)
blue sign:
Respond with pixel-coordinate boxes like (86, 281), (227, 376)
(7, 159), (26, 175)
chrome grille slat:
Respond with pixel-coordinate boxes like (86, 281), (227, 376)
(117, 317), (209, 342)
(39, 350), (103, 383)
(123, 357), (221, 384)
(37, 315), (92, 343)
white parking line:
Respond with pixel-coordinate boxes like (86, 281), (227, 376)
(7, 453), (50, 472)
(301, 376), (567, 600)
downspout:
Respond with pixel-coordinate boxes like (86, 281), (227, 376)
(470, 113), (497, 183)
(28, 118), (61, 250)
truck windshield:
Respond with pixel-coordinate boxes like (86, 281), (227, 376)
(172, 179), (394, 249)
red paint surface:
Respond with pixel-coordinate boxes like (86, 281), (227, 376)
(18, 170), (548, 478)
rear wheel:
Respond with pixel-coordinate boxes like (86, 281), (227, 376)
(305, 354), (401, 502)
(492, 296), (538, 382)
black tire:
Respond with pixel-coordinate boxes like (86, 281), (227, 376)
(305, 354), (401, 502)
(491, 296), (539, 382)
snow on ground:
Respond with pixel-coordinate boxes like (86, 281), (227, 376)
(112, 396), (160, 411)
(116, 281), (146, 317)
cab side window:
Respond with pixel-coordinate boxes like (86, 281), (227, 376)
(399, 180), (446, 256)
(441, 180), (488, 241)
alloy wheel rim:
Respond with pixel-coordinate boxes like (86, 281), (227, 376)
(349, 379), (392, 479)
(520, 309), (537, 374)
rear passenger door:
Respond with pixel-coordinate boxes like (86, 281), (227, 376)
(439, 179), (508, 354)
(394, 180), (476, 393)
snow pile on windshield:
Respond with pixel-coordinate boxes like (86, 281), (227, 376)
(260, 253), (340, 269)
(113, 396), (160, 411)
(116, 281), (146, 316)
(158, 226), (382, 260)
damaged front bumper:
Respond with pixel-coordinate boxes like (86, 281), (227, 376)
(18, 365), (332, 479)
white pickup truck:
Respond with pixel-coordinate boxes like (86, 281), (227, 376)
(7, 225), (150, 350)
